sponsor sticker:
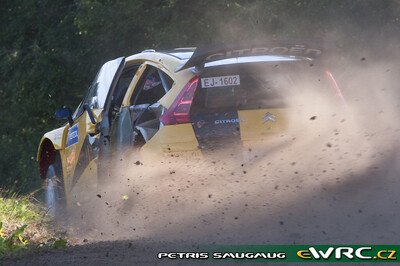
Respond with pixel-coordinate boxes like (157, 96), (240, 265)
(66, 124), (79, 147)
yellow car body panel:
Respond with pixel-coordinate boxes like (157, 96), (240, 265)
(238, 108), (287, 141)
(37, 127), (66, 158)
(158, 69), (193, 109)
(141, 123), (199, 159)
(68, 158), (98, 208)
(64, 109), (101, 179)
(62, 114), (87, 190)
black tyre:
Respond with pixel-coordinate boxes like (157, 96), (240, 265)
(43, 154), (66, 216)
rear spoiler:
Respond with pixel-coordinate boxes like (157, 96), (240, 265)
(176, 42), (323, 72)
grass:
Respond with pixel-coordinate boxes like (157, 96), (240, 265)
(0, 189), (66, 257)
(0, 192), (43, 224)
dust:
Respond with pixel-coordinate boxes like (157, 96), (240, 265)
(63, 41), (400, 246)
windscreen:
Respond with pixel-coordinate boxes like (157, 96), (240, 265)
(191, 62), (334, 113)
(197, 73), (285, 110)
(189, 61), (341, 147)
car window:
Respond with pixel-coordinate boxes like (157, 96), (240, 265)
(85, 73), (100, 107)
(191, 62), (334, 112)
(112, 64), (141, 110)
(131, 66), (173, 105)
(73, 57), (124, 119)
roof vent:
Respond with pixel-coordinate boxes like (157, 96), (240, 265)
(141, 49), (156, 53)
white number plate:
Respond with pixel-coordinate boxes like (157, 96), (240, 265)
(201, 75), (240, 88)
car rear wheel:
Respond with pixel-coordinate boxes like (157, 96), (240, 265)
(43, 154), (66, 217)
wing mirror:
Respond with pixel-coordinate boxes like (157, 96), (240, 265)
(55, 107), (73, 126)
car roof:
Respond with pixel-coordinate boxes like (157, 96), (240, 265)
(125, 47), (312, 74)
(125, 49), (190, 74)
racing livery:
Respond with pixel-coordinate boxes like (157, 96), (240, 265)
(37, 43), (341, 210)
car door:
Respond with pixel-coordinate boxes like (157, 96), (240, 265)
(115, 63), (180, 158)
(62, 57), (124, 196)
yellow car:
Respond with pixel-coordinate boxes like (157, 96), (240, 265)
(37, 44), (339, 211)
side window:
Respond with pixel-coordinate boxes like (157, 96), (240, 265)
(111, 64), (140, 111)
(130, 66), (173, 105)
(124, 66), (173, 144)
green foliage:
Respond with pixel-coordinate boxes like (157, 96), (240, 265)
(0, 0), (399, 193)
(0, 190), (66, 256)
(0, 193), (42, 224)
(0, 190), (42, 249)
(51, 238), (68, 249)
(0, 222), (28, 256)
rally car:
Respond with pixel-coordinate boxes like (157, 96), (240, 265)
(37, 43), (341, 211)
